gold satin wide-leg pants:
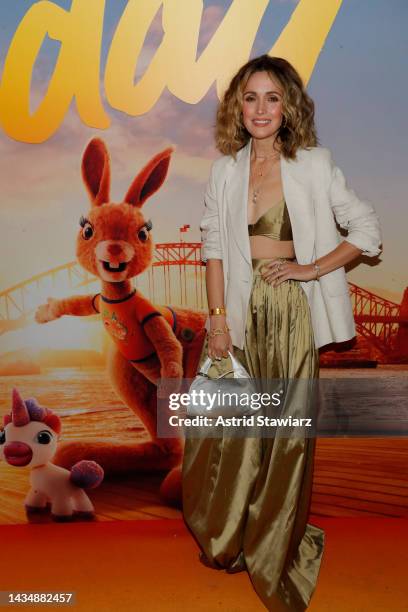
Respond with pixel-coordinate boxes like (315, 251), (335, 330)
(182, 260), (325, 611)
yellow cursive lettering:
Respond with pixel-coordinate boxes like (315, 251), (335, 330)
(0, 0), (109, 143)
(105, 0), (270, 112)
(0, 0), (343, 143)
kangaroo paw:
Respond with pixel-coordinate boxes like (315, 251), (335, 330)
(35, 298), (60, 323)
(159, 466), (182, 508)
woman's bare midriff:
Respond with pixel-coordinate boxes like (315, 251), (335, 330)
(249, 236), (296, 259)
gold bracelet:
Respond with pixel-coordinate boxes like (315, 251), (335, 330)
(208, 325), (230, 338)
(209, 307), (226, 316)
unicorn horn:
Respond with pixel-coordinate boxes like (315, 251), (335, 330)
(12, 388), (30, 426)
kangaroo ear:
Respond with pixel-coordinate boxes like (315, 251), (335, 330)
(125, 147), (174, 208)
(82, 138), (111, 207)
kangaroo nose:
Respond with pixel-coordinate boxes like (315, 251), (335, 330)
(107, 243), (123, 257)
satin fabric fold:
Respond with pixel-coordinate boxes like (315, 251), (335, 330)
(182, 259), (325, 611)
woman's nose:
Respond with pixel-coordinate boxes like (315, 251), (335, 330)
(256, 100), (266, 114)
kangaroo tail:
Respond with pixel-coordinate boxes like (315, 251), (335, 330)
(70, 460), (104, 489)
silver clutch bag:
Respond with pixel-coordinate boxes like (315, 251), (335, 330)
(186, 351), (258, 418)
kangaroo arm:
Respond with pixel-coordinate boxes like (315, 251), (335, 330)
(55, 294), (98, 317)
(36, 294), (98, 324)
(143, 316), (183, 376)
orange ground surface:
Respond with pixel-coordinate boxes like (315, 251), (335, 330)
(1, 516), (407, 611)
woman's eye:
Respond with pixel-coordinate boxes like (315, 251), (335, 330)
(36, 430), (53, 445)
(82, 223), (94, 240)
(244, 96), (279, 103)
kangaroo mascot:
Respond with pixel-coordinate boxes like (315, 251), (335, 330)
(36, 139), (206, 505)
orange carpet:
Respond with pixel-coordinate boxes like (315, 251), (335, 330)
(1, 517), (407, 611)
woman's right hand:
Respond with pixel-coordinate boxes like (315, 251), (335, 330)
(208, 330), (233, 361)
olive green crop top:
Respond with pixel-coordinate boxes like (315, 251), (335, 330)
(248, 198), (293, 241)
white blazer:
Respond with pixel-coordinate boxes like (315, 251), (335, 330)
(200, 138), (382, 350)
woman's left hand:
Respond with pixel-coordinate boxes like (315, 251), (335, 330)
(261, 259), (316, 286)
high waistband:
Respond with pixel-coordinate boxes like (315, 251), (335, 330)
(252, 257), (295, 275)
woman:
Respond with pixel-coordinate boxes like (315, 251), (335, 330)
(182, 55), (381, 611)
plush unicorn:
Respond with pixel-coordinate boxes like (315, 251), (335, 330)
(35, 139), (207, 505)
(0, 388), (104, 521)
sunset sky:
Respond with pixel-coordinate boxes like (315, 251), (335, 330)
(0, 0), (407, 316)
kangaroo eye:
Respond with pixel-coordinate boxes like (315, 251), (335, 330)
(36, 430), (53, 445)
(82, 223), (94, 240)
(0, 430), (5, 445)
(138, 220), (152, 242)
(138, 228), (149, 242)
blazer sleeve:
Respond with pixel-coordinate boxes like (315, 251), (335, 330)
(200, 160), (223, 262)
(318, 148), (382, 257)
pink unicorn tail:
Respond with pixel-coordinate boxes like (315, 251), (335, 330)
(70, 460), (104, 489)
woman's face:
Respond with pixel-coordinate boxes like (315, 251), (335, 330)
(241, 71), (284, 140)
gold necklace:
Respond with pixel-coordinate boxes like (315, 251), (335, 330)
(250, 153), (280, 204)
(253, 150), (280, 174)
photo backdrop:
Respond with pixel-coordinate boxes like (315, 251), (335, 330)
(0, 0), (407, 524)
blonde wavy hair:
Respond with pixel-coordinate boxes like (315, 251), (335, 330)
(215, 55), (318, 160)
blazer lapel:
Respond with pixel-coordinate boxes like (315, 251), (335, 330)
(224, 141), (252, 267)
(225, 138), (316, 267)
(280, 154), (315, 263)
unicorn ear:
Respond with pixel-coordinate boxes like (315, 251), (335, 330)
(124, 147), (174, 208)
(12, 388), (30, 426)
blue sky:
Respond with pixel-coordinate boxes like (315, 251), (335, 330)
(0, 0), (407, 299)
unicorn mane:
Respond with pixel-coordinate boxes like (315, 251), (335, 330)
(3, 388), (61, 434)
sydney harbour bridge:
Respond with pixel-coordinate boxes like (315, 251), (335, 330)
(1, 242), (407, 362)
